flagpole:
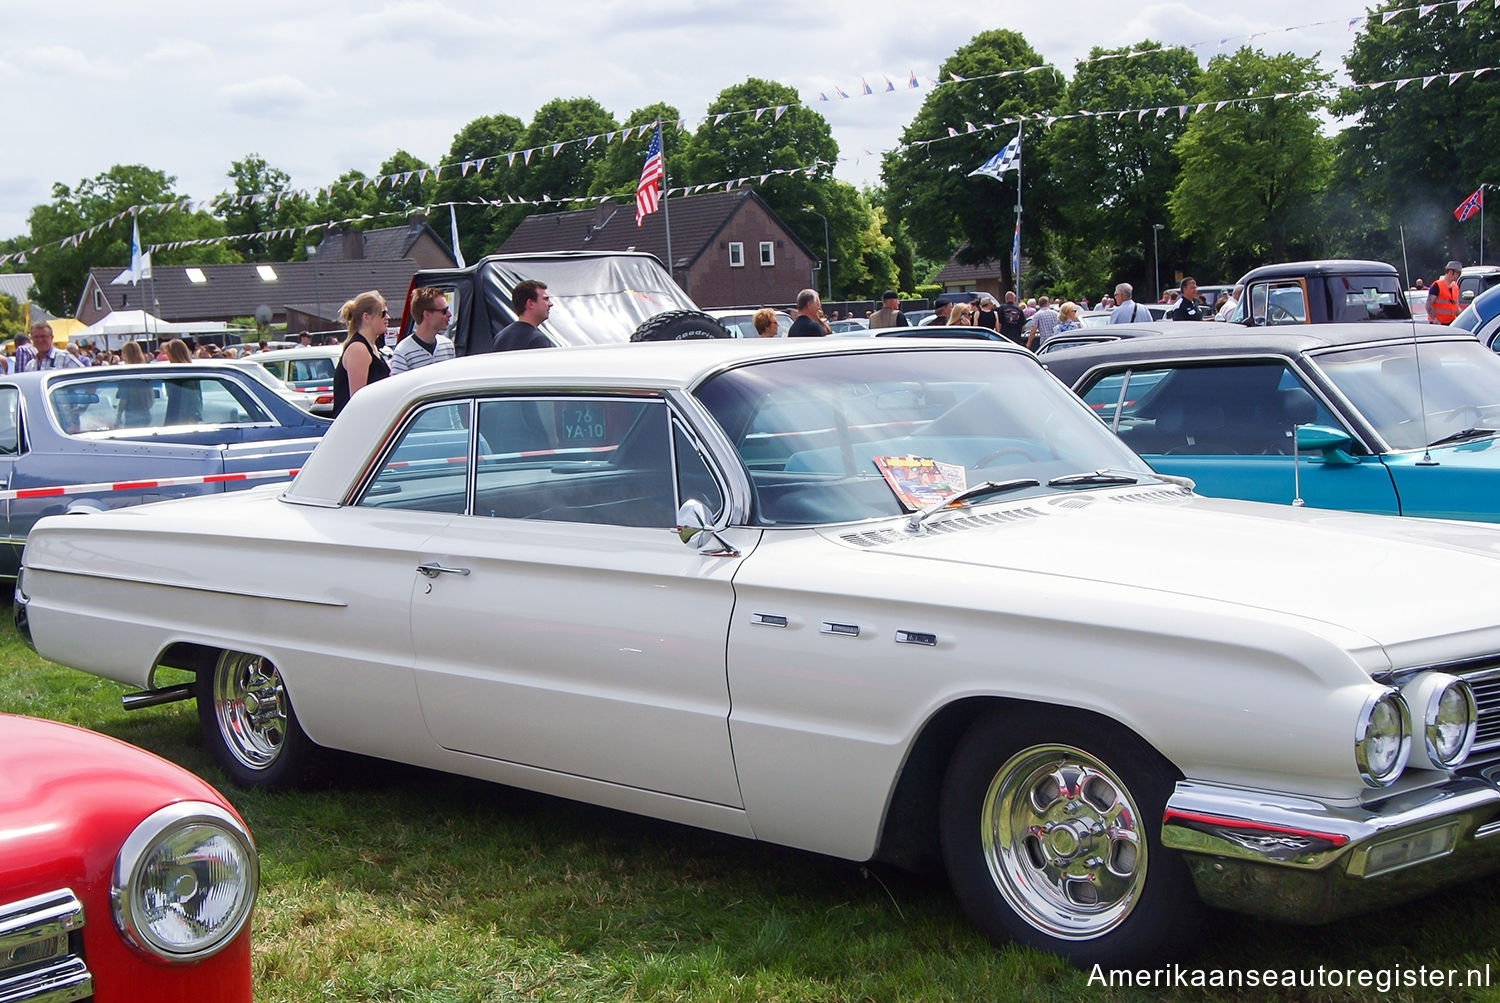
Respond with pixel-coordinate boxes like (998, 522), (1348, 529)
(659, 121), (675, 289)
(1014, 124), (1023, 298)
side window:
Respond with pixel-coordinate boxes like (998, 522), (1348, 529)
(759, 241), (775, 266)
(728, 242), (744, 268)
(0, 387), (20, 455)
(674, 420), (724, 518)
(357, 402), (472, 513)
(1252, 281), (1307, 326)
(473, 397), (675, 528)
(1084, 362), (1340, 456)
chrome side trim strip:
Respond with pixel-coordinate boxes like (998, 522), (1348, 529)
(750, 613), (787, 628)
(820, 621), (860, 637)
(895, 629), (937, 647)
(21, 565), (347, 608)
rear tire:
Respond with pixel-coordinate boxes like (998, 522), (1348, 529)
(197, 650), (321, 789)
(939, 708), (1203, 968)
(629, 310), (732, 342)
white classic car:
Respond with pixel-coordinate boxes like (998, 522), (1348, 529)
(16, 339), (1500, 967)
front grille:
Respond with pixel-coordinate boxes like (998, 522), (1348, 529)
(0, 889), (92, 1003)
(1464, 666), (1500, 752)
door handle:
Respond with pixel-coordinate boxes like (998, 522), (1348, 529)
(416, 562), (471, 579)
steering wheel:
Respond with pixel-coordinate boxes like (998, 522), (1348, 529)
(975, 445), (1043, 468)
(1439, 404), (1483, 428)
(1266, 304), (1299, 324)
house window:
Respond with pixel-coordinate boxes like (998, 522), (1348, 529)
(759, 242), (774, 266)
(93, 289), (103, 311)
(728, 242), (744, 268)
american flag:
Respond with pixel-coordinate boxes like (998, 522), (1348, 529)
(635, 123), (664, 227)
(1455, 187), (1484, 222)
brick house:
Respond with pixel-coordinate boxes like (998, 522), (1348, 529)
(498, 190), (818, 308)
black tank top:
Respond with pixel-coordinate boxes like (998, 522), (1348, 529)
(332, 334), (391, 417)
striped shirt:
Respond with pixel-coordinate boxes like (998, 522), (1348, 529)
(388, 333), (456, 374)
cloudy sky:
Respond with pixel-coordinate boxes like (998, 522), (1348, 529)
(2, 1), (1366, 245)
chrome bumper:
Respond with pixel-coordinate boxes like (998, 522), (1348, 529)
(1163, 771), (1500, 923)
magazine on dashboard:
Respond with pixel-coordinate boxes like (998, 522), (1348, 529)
(873, 455), (968, 511)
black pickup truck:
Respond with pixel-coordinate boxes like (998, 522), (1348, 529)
(1222, 259), (1412, 326)
(397, 251), (729, 355)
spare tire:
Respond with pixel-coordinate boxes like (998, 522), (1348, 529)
(630, 310), (733, 342)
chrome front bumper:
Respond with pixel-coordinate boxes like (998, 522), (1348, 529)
(1163, 770), (1500, 923)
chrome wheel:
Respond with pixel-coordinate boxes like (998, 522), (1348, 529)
(212, 652), (287, 771)
(979, 744), (1145, 940)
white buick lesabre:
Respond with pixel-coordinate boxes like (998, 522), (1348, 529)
(16, 338), (1500, 967)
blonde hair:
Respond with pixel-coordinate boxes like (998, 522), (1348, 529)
(339, 290), (386, 345)
(121, 341), (147, 365)
(948, 305), (975, 325)
(752, 308), (778, 336)
(1058, 301), (1079, 321)
(164, 339), (192, 364)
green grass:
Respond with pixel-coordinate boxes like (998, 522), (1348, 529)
(3, 612), (1500, 1001)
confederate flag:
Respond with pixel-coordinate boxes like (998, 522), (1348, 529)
(1455, 187), (1484, 222)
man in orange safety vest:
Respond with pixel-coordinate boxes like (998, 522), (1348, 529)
(1428, 260), (1463, 325)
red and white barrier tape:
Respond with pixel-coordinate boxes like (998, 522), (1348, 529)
(0, 466), (301, 502)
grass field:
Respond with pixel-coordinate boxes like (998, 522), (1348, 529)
(4, 611), (1500, 1002)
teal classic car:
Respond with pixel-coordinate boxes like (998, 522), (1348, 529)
(1044, 326), (1500, 519)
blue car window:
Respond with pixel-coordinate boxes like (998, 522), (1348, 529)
(1085, 362), (1341, 457)
(0, 387), (18, 455)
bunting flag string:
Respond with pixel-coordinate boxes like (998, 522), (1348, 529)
(0, 162), (836, 266)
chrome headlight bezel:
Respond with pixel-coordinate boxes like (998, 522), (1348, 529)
(1355, 688), (1411, 787)
(111, 800), (259, 963)
(1401, 672), (1478, 770)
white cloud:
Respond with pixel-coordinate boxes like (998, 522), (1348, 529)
(141, 39), (215, 64)
(217, 75), (327, 117)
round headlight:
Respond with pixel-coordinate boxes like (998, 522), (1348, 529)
(112, 801), (258, 962)
(1401, 672), (1478, 770)
(1355, 689), (1411, 787)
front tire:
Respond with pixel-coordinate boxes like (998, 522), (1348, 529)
(197, 650), (321, 789)
(939, 709), (1204, 967)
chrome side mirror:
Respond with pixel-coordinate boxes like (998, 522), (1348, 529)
(675, 499), (739, 557)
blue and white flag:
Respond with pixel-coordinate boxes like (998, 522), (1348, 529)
(1010, 222), (1021, 280)
(111, 218), (144, 286)
(450, 204), (466, 267)
(970, 132), (1021, 180)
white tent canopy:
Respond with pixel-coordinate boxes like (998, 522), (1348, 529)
(75, 310), (231, 349)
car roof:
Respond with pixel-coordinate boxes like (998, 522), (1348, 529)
(1041, 322), (1470, 385)
(285, 338), (1032, 505)
(1236, 259), (1399, 283)
(244, 346), (342, 360)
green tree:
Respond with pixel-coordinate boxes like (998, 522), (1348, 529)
(24, 164), (237, 315)
(511, 98), (618, 223)
(880, 31), (1066, 289)
(219, 154), (308, 262)
(434, 113), (529, 257)
(1331, 0), (1500, 271)
(1168, 48), (1334, 278)
(0, 293), (26, 335)
(681, 79), (842, 293)
(1047, 43), (1202, 297)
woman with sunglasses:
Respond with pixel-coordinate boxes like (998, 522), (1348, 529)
(332, 289), (393, 417)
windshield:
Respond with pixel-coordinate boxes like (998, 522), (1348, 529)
(694, 349), (1158, 525)
(1313, 340), (1500, 450)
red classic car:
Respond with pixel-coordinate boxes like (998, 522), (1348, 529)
(0, 713), (257, 1002)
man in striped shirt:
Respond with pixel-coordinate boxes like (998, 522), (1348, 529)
(390, 287), (456, 374)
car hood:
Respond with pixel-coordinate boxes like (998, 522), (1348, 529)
(0, 714), (232, 899)
(823, 486), (1500, 658)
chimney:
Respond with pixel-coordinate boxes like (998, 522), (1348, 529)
(346, 231), (364, 261)
(408, 211), (427, 231)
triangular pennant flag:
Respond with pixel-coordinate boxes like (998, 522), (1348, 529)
(1396, 77), (1414, 90)
(949, 72), (964, 82)
(1452, 72), (1466, 84)
(1419, 3), (1439, 16)
(523, 149), (533, 164)
(1477, 66), (1494, 76)
(861, 78), (873, 95)
(1178, 105), (1188, 119)
(965, 121), (976, 132)
(638, 123), (653, 138)
(774, 105), (788, 120)
(835, 86), (850, 99)
(1155, 107), (1168, 118)
(1423, 75), (1439, 87)
(947, 126), (959, 137)
(884, 76), (895, 92)
(715, 113), (728, 125)
(754, 107), (766, 121)
(1196, 102), (1208, 113)
(585, 135), (598, 149)
(1138, 109), (1149, 121)
(507, 152), (517, 166)
(1216, 100), (1229, 111)
(1458, 0), (1475, 10)
(1383, 10), (1400, 22)
(819, 92), (829, 101)
(552, 143), (563, 156)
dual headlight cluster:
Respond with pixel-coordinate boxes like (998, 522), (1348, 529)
(1356, 673), (1478, 787)
(111, 801), (259, 962)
